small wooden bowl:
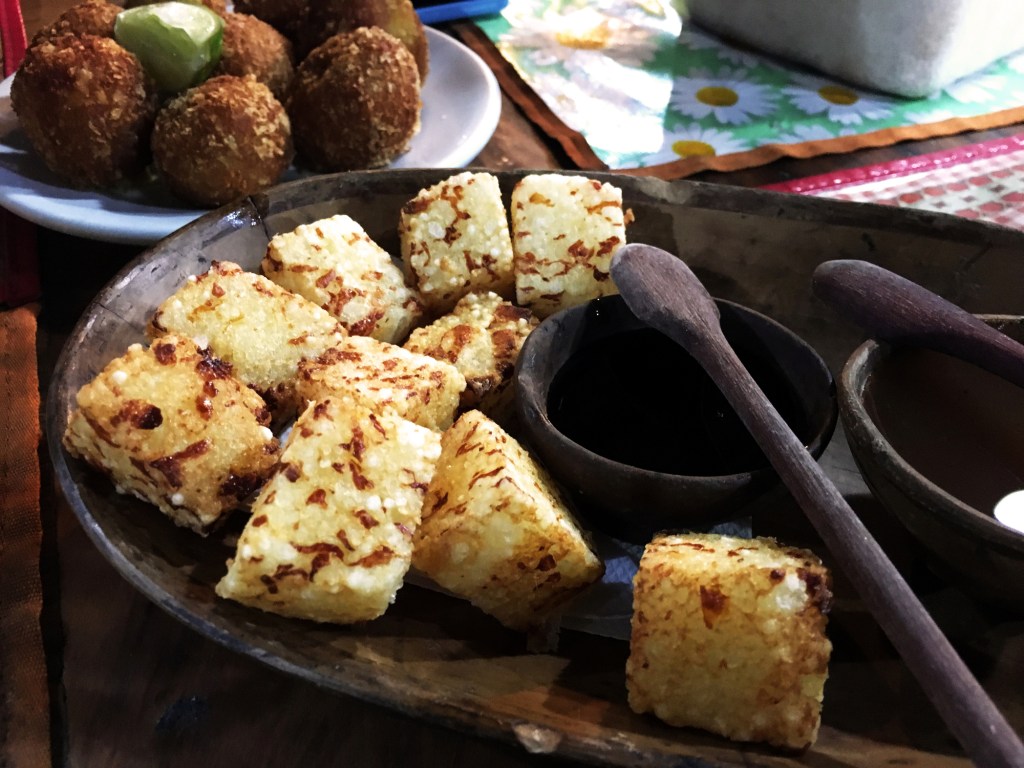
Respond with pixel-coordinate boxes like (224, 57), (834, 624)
(839, 316), (1024, 609)
(515, 294), (838, 544)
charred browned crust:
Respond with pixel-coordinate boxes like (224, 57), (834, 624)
(31, 0), (122, 45)
(286, 27), (420, 173)
(213, 12), (295, 99)
(231, 0), (309, 41)
(11, 33), (158, 188)
(151, 74), (293, 207)
(296, 0), (428, 79)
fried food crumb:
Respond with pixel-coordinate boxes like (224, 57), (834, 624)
(213, 11), (294, 100)
(286, 27), (421, 172)
(151, 74), (293, 206)
(12, 33), (158, 188)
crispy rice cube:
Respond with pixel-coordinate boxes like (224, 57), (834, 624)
(412, 410), (604, 632)
(62, 335), (279, 534)
(148, 260), (347, 420)
(402, 291), (538, 420)
(261, 214), (426, 344)
(626, 533), (833, 751)
(216, 396), (441, 623)
(510, 174), (628, 318)
(399, 172), (516, 315)
(296, 335), (466, 432)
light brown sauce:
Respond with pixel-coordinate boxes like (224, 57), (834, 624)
(864, 347), (1024, 515)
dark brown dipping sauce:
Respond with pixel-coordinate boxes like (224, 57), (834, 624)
(547, 328), (808, 476)
(865, 347), (1024, 515)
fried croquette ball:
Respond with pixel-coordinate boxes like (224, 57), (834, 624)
(12, 34), (158, 188)
(298, 0), (428, 80)
(151, 74), (293, 207)
(286, 28), (420, 172)
(32, 0), (122, 44)
(213, 12), (294, 99)
(122, 0), (228, 16)
(231, 0), (308, 41)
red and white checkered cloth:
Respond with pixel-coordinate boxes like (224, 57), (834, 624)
(765, 135), (1024, 231)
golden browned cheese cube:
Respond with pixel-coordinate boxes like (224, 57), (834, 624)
(296, 335), (466, 432)
(412, 410), (604, 632)
(511, 174), (628, 318)
(148, 260), (347, 419)
(262, 214), (426, 344)
(216, 396), (441, 623)
(399, 172), (515, 315)
(626, 533), (833, 750)
(402, 291), (538, 420)
(62, 335), (279, 534)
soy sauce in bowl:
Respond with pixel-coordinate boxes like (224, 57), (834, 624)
(515, 294), (837, 543)
(547, 327), (809, 477)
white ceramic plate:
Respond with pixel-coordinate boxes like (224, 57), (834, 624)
(0, 27), (500, 245)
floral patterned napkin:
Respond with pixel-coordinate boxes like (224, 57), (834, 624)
(468, 0), (1024, 179)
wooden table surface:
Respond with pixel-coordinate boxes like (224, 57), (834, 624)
(15, 0), (1024, 765)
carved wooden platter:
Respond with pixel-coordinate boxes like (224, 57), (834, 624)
(46, 169), (1024, 767)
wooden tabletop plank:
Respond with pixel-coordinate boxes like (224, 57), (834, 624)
(16, 1), (1024, 766)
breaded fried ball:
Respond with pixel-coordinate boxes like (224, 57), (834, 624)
(232, 0), (309, 41)
(11, 34), (158, 188)
(213, 12), (294, 99)
(122, 0), (228, 16)
(152, 74), (293, 207)
(32, 0), (122, 44)
(298, 0), (428, 80)
(287, 28), (420, 172)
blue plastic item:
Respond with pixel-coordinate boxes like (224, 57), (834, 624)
(414, 0), (508, 24)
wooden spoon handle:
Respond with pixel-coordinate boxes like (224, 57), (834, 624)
(612, 244), (1023, 766)
(682, 324), (1024, 768)
(813, 259), (1024, 389)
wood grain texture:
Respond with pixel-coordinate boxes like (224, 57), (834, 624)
(813, 259), (1024, 390)
(0, 307), (48, 768)
(16, 0), (1024, 763)
(40, 171), (1024, 768)
(610, 244), (1024, 768)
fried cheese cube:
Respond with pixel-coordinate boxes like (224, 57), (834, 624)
(148, 260), (347, 419)
(296, 335), (466, 432)
(511, 174), (628, 318)
(412, 410), (604, 632)
(62, 335), (279, 534)
(216, 396), (441, 623)
(261, 214), (426, 344)
(402, 291), (538, 419)
(399, 172), (515, 315)
(626, 533), (833, 751)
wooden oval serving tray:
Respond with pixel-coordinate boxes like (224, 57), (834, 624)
(47, 169), (1024, 767)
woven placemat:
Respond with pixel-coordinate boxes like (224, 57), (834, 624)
(765, 133), (1024, 231)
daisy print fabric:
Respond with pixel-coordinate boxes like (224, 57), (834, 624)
(473, 0), (1024, 178)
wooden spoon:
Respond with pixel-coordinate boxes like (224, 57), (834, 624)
(610, 243), (1024, 768)
(813, 258), (1024, 389)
